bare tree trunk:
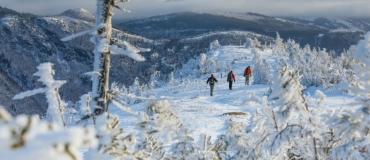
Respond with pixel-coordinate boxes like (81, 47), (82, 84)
(91, 0), (114, 115)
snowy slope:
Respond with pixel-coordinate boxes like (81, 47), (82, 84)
(110, 45), (355, 143)
(282, 16), (370, 32)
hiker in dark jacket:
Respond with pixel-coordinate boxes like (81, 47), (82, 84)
(227, 71), (235, 90)
(206, 74), (218, 96)
(244, 66), (252, 85)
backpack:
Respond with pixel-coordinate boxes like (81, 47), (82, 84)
(209, 78), (215, 85)
(246, 67), (252, 75)
(228, 73), (233, 81)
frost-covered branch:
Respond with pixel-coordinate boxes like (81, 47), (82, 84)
(13, 63), (66, 127)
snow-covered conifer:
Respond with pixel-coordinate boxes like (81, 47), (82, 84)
(168, 72), (177, 87)
(252, 37), (261, 49)
(273, 32), (285, 56)
(252, 49), (272, 85)
(132, 77), (142, 97)
(210, 39), (221, 51)
(245, 37), (252, 48)
(269, 65), (307, 125)
(76, 93), (93, 125)
(13, 63), (66, 127)
(148, 71), (159, 90)
(328, 33), (370, 159)
(268, 64), (326, 159)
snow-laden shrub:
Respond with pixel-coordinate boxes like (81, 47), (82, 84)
(0, 107), (97, 160)
(241, 92), (261, 106)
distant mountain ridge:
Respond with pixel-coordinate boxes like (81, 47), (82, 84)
(281, 16), (370, 32)
(119, 12), (365, 52)
(59, 8), (95, 22)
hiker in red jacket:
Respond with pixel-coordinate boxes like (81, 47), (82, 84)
(227, 71), (235, 90)
(244, 66), (252, 85)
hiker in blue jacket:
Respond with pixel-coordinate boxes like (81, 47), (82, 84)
(206, 74), (218, 96)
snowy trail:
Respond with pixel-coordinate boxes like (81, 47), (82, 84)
(113, 45), (354, 142)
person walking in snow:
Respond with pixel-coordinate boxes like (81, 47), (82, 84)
(227, 71), (235, 90)
(206, 74), (218, 96)
(244, 66), (252, 85)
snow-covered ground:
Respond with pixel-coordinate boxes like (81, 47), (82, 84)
(112, 45), (356, 143)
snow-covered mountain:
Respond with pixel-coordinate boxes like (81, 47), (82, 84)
(119, 12), (364, 52)
(0, 6), (166, 115)
(282, 16), (370, 32)
(59, 8), (95, 22)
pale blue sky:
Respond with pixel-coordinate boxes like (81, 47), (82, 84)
(1, 0), (369, 21)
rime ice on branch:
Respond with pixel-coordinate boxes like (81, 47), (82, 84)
(13, 63), (67, 127)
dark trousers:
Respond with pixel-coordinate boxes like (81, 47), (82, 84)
(229, 81), (233, 90)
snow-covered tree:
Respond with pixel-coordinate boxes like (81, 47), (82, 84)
(268, 65), (321, 159)
(168, 72), (177, 87)
(61, 0), (149, 116)
(272, 32), (285, 56)
(269, 65), (307, 127)
(328, 33), (370, 159)
(252, 49), (272, 85)
(13, 63), (66, 127)
(210, 39), (221, 51)
(252, 37), (261, 49)
(132, 77), (142, 97)
(245, 37), (252, 48)
(76, 93), (93, 126)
